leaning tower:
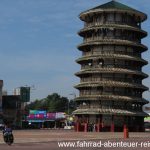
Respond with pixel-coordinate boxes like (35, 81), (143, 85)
(73, 0), (149, 132)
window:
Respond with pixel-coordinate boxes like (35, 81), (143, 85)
(115, 46), (125, 52)
(114, 88), (124, 95)
(88, 60), (93, 67)
(107, 29), (114, 38)
(115, 13), (122, 22)
(102, 74), (112, 80)
(115, 30), (121, 37)
(104, 87), (113, 95)
(107, 13), (114, 22)
(98, 59), (104, 67)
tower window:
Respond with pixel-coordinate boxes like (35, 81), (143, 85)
(98, 59), (104, 67)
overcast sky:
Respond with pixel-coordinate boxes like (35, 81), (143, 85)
(0, 0), (150, 103)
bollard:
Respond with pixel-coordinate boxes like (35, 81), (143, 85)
(76, 122), (80, 132)
(84, 123), (88, 132)
(124, 125), (129, 139)
(111, 123), (114, 132)
(97, 123), (100, 132)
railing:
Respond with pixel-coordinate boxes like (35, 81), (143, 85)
(83, 36), (141, 44)
(80, 77), (141, 83)
(81, 65), (142, 71)
(79, 92), (142, 98)
(77, 105), (142, 112)
(82, 51), (141, 57)
(84, 21), (140, 29)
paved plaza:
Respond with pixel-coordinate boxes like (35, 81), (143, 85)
(0, 130), (149, 149)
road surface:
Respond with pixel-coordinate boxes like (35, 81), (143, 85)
(0, 130), (149, 149)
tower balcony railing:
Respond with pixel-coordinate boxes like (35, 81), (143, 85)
(79, 92), (142, 98)
(83, 36), (141, 44)
(84, 21), (140, 29)
(77, 104), (143, 112)
(81, 65), (141, 71)
(83, 51), (141, 57)
(80, 78), (141, 84)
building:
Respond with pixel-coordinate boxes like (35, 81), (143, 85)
(24, 111), (66, 129)
(2, 95), (21, 127)
(0, 82), (23, 127)
(14, 86), (31, 125)
(14, 86), (30, 103)
(73, 1), (149, 132)
(2, 90), (7, 96)
(0, 80), (3, 124)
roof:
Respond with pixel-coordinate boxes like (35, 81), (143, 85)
(90, 0), (137, 12)
(75, 68), (148, 78)
(80, 0), (147, 22)
(73, 108), (148, 116)
(75, 95), (149, 104)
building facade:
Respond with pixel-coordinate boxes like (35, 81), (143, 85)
(2, 95), (21, 126)
(73, 1), (149, 132)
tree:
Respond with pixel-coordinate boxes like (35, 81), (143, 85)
(25, 93), (76, 114)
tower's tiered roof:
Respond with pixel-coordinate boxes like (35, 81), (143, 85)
(80, 0), (147, 22)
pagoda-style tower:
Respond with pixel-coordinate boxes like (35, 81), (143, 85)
(73, 1), (149, 132)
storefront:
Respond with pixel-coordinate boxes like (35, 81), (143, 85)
(24, 110), (66, 129)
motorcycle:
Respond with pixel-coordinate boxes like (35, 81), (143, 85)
(3, 131), (14, 145)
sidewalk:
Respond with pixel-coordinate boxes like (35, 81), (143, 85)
(0, 130), (150, 144)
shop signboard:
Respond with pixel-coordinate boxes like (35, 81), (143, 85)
(56, 112), (66, 119)
(27, 110), (66, 121)
(28, 114), (35, 119)
(29, 110), (38, 114)
(46, 113), (56, 119)
(28, 110), (46, 119)
(36, 114), (45, 119)
(29, 110), (46, 115)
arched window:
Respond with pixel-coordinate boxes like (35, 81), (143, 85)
(87, 60), (93, 67)
(98, 59), (104, 67)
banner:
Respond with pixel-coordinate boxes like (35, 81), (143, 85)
(56, 112), (66, 119)
(27, 110), (66, 120)
(46, 113), (56, 119)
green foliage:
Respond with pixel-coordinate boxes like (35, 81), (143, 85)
(25, 93), (76, 114)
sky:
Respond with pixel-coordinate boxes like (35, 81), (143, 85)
(0, 0), (150, 104)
